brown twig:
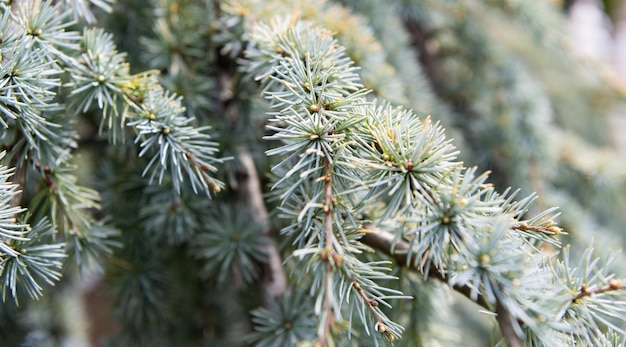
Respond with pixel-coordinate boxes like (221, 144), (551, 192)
(495, 300), (522, 347)
(319, 158), (335, 347)
(184, 151), (222, 193)
(348, 276), (395, 342)
(572, 279), (625, 304)
(236, 148), (287, 306)
(512, 221), (561, 236)
(360, 227), (522, 347)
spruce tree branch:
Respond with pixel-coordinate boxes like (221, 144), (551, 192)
(236, 148), (287, 305)
(360, 227), (522, 347)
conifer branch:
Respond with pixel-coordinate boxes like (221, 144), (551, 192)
(572, 279), (625, 304)
(512, 221), (561, 236)
(2, 1), (626, 345)
(236, 148), (287, 302)
(359, 227), (480, 301)
(360, 227), (522, 347)
(495, 300), (522, 347)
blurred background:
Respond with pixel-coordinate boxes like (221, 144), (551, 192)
(571, 0), (626, 154)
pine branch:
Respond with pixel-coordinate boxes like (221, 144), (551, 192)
(360, 227), (522, 347)
(239, 16), (568, 345)
(554, 247), (626, 344)
(0, 217), (64, 305)
(244, 20), (408, 344)
(67, 27), (225, 195)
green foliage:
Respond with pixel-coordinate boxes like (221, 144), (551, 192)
(194, 206), (270, 286)
(248, 290), (316, 346)
(1, 0), (626, 346)
(0, 217), (64, 304)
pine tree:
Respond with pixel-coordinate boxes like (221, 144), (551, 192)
(1, 0), (626, 346)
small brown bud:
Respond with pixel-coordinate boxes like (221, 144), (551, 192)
(323, 205), (330, 214)
(547, 226), (561, 234)
(332, 253), (343, 267)
(441, 215), (451, 225)
(609, 278), (622, 290)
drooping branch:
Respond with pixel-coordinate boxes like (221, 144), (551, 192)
(236, 148), (287, 305)
(360, 227), (522, 347)
(495, 300), (522, 347)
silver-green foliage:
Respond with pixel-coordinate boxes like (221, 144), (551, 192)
(1, 1), (625, 347)
(0, 0), (223, 306)
(239, 16), (625, 347)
